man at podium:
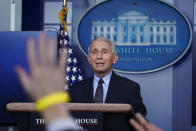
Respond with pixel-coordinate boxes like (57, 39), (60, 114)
(69, 37), (147, 131)
(14, 34), (162, 131)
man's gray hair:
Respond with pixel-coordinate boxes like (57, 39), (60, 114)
(88, 37), (117, 55)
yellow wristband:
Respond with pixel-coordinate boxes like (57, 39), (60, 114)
(35, 91), (70, 112)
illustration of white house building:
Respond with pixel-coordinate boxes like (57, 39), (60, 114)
(91, 10), (176, 46)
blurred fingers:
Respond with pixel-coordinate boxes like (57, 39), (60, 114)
(39, 34), (47, 64)
(27, 38), (38, 72)
(130, 119), (144, 131)
(58, 49), (68, 73)
(15, 66), (31, 93)
(133, 113), (163, 131)
(47, 38), (56, 66)
(135, 113), (149, 127)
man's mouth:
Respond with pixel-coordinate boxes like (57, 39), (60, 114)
(96, 62), (104, 66)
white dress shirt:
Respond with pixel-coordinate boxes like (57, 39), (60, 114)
(93, 71), (112, 103)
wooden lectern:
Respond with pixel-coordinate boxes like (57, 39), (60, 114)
(6, 103), (132, 131)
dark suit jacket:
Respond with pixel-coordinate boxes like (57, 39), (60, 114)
(69, 72), (147, 131)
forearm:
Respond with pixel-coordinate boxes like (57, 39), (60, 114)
(43, 103), (81, 131)
(42, 103), (71, 123)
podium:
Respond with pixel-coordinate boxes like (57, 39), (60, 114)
(6, 103), (132, 131)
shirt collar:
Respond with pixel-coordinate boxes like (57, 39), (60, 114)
(94, 71), (112, 85)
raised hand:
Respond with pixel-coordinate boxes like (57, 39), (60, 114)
(15, 34), (67, 101)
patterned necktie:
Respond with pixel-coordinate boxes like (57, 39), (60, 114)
(95, 79), (104, 103)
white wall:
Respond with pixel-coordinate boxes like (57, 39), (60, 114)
(0, 0), (11, 31)
(0, 0), (22, 31)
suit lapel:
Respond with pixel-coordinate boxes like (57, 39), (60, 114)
(86, 75), (95, 103)
(105, 72), (118, 103)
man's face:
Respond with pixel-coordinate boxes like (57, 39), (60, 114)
(87, 41), (118, 77)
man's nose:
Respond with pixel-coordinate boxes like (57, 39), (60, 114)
(97, 52), (102, 59)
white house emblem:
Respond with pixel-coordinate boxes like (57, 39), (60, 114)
(77, 0), (192, 73)
(91, 10), (176, 46)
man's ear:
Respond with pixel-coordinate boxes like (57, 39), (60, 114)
(112, 53), (118, 64)
(87, 55), (91, 65)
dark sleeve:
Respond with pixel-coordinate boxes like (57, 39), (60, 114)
(68, 84), (78, 103)
(129, 83), (147, 116)
(68, 83), (86, 103)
